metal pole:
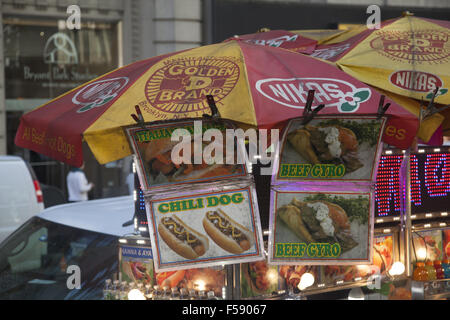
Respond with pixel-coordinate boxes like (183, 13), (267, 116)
(0, 3), (7, 155)
(404, 148), (412, 277)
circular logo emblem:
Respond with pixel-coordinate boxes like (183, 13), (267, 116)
(370, 30), (450, 64)
(73, 77), (129, 113)
(44, 32), (78, 65)
(144, 57), (240, 114)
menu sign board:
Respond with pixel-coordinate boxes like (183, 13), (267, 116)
(412, 227), (450, 263)
(119, 245), (155, 286)
(155, 267), (226, 297)
(240, 260), (279, 298)
(269, 189), (373, 265)
(275, 116), (385, 182)
(148, 186), (265, 272)
(126, 120), (248, 191)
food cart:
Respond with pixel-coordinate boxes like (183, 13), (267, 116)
(12, 34), (448, 300)
(105, 109), (449, 300)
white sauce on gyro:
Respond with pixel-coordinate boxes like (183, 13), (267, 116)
(318, 127), (342, 158)
(307, 202), (335, 237)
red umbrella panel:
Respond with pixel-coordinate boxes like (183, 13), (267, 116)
(225, 29), (318, 54)
(15, 41), (418, 167)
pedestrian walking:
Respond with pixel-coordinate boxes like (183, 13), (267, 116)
(66, 162), (94, 202)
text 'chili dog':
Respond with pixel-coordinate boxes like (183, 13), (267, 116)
(158, 216), (209, 260)
(203, 209), (253, 254)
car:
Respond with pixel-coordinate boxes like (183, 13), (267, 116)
(0, 156), (45, 243)
(0, 195), (134, 300)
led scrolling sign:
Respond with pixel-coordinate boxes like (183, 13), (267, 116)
(375, 152), (450, 217)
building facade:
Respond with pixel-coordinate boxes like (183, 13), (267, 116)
(0, 0), (203, 199)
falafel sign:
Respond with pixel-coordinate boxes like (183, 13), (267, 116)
(147, 186), (265, 272)
(275, 116), (386, 182)
(125, 119), (248, 191)
(268, 189), (373, 265)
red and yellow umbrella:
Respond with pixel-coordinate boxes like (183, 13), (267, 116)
(290, 29), (350, 45)
(225, 29), (317, 54)
(309, 14), (450, 105)
(15, 40), (419, 167)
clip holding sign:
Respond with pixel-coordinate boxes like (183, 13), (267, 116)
(131, 105), (146, 129)
(301, 90), (325, 125)
(377, 95), (390, 120)
(420, 87), (450, 120)
(203, 95), (221, 120)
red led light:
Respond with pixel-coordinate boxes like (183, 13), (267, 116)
(411, 155), (421, 206)
(375, 152), (450, 217)
(375, 155), (403, 216)
(424, 153), (450, 197)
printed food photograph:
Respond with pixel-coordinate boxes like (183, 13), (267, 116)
(279, 117), (383, 180)
(133, 124), (244, 187)
(321, 234), (394, 284)
(322, 265), (360, 283)
(274, 192), (370, 261)
(155, 267), (226, 296)
(372, 235), (394, 274)
(240, 260), (279, 298)
(120, 260), (154, 286)
(444, 229), (450, 259)
(152, 190), (261, 268)
(278, 265), (319, 290)
(412, 229), (443, 262)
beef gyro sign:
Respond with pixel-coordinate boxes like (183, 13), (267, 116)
(268, 190), (373, 265)
(275, 116), (386, 182)
(148, 187), (264, 272)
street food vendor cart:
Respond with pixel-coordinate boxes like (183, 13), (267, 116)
(13, 34), (449, 300)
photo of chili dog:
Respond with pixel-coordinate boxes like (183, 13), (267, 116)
(158, 216), (209, 260)
(203, 209), (254, 254)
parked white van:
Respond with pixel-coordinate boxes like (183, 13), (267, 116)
(0, 156), (45, 243)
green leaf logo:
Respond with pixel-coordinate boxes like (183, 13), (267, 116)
(341, 102), (358, 112)
(353, 89), (370, 103)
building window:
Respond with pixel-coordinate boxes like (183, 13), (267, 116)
(4, 18), (119, 100)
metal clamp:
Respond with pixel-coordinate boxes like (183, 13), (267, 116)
(203, 95), (221, 119)
(131, 105), (146, 129)
(302, 90), (325, 125)
(420, 87), (450, 120)
(377, 95), (390, 120)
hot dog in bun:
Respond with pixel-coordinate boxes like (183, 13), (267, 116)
(158, 215), (209, 259)
(203, 209), (253, 254)
(144, 136), (239, 182)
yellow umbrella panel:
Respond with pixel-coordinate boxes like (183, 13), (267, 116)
(333, 15), (450, 105)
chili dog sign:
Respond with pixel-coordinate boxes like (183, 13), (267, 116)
(147, 186), (265, 272)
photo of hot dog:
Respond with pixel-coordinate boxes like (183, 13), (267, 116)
(142, 135), (241, 183)
(156, 270), (187, 288)
(158, 215), (209, 260)
(203, 209), (254, 254)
